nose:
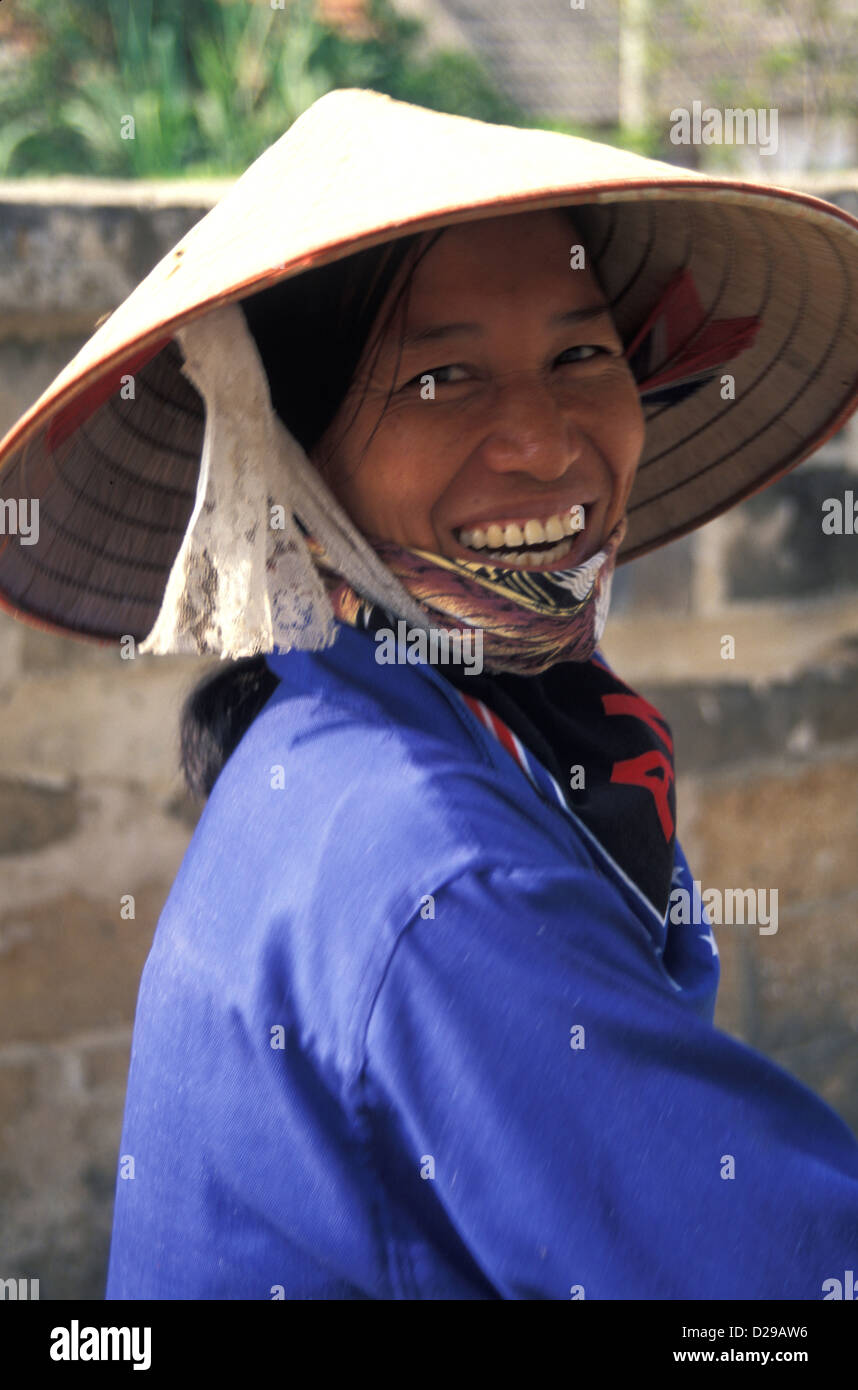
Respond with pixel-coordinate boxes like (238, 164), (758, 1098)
(478, 372), (583, 482)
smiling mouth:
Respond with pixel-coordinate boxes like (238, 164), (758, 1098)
(453, 504), (586, 567)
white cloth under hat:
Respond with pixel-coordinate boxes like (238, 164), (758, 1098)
(140, 302), (432, 659)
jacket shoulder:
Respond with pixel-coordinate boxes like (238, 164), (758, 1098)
(151, 661), (585, 1089)
(212, 665), (571, 882)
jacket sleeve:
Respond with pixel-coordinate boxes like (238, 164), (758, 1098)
(361, 861), (858, 1300)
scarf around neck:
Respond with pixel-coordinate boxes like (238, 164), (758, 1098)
(302, 514), (627, 677)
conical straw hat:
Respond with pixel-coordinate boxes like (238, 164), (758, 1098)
(2, 87), (858, 643)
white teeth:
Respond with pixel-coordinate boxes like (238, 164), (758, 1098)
(458, 506), (586, 553)
(484, 538), (574, 568)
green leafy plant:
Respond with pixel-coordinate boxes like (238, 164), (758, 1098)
(0, 0), (536, 179)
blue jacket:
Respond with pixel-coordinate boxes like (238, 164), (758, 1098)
(106, 622), (858, 1299)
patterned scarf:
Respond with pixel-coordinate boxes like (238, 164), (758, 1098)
(302, 514), (626, 676)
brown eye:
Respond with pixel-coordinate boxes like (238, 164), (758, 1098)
(556, 345), (609, 364)
(404, 364), (469, 388)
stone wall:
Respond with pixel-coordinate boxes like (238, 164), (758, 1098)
(0, 178), (856, 1299)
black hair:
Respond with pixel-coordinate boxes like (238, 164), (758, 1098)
(179, 228), (443, 800)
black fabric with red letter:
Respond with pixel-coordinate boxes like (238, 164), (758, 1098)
(442, 652), (676, 920)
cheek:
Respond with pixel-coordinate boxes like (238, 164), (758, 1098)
(594, 378), (645, 474)
(352, 407), (460, 498)
(318, 407), (460, 541)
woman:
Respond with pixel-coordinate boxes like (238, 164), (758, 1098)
(1, 90), (858, 1300)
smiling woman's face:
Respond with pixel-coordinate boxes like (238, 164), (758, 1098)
(312, 208), (645, 572)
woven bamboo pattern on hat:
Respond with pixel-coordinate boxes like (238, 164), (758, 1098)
(1, 88), (857, 642)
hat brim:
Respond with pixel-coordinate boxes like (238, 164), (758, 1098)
(2, 88), (858, 643)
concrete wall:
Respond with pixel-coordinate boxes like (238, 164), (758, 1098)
(0, 178), (856, 1299)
